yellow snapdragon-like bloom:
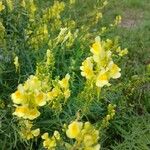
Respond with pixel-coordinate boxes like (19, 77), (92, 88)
(81, 122), (99, 147)
(66, 121), (100, 149)
(11, 75), (48, 120)
(51, 87), (61, 98)
(46, 74), (71, 109)
(80, 36), (123, 88)
(35, 92), (46, 106)
(96, 70), (110, 87)
(21, 127), (40, 140)
(59, 74), (70, 89)
(24, 75), (42, 91)
(108, 61), (121, 79)
(11, 90), (25, 104)
(64, 89), (71, 99)
(90, 36), (106, 63)
(0, 1), (5, 12)
(116, 47), (128, 57)
(13, 106), (40, 120)
(80, 57), (94, 79)
(42, 131), (60, 150)
(66, 121), (83, 139)
(20, 120), (40, 140)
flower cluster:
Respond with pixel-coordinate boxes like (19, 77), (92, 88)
(11, 75), (47, 120)
(55, 27), (78, 48)
(42, 1), (65, 21)
(41, 1), (65, 32)
(80, 36), (121, 88)
(66, 121), (100, 150)
(28, 23), (49, 50)
(24, 1), (65, 50)
(21, 0), (37, 22)
(19, 120), (40, 140)
(11, 73), (71, 120)
(47, 74), (71, 110)
(42, 131), (60, 150)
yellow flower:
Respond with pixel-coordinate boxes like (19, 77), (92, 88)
(44, 138), (56, 149)
(82, 122), (99, 147)
(31, 128), (40, 137)
(27, 108), (40, 120)
(51, 87), (61, 98)
(13, 106), (40, 120)
(91, 36), (101, 55)
(59, 74), (70, 89)
(97, 50), (112, 68)
(83, 134), (95, 146)
(20, 120), (40, 140)
(24, 75), (41, 91)
(96, 70), (110, 87)
(35, 92), (46, 106)
(0, 1), (5, 12)
(91, 36), (105, 63)
(22, 128), (40, 140)
(64, 89), (71, 99)
(47, 91), (54, 101)
(80, 57), (94, 79)
(115, 15), (122, 25)
(66, 121), (83, 139)
(108, 62), (121, 79)
(13, 106), (29, 118)
(84, 144), (100, 150)
(42, 132), (49, 139)
(11, 90), (24, 104)
(53, 131), (60, 140)
(119, 48), (128, 56)
(42, 131), (60, 150)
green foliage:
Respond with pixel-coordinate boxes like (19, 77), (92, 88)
(0, 0), (150, 149)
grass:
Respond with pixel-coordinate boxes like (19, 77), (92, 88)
(0, 0), (150, 149)
(101, 0), (150, 149)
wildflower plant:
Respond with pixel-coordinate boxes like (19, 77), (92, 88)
(80, 36), (121, 88)
(0, 0), (130, 149)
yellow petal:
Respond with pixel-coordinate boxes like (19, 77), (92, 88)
(31, 128), (40, 137)
(66, 121), (83, 139)
(11, 91), (24, 104)
(28, 108), (40, 120)
(13, 106), (28, 118)
(42, 133), (49, 139)
(96, 71), (110, 87)
(35, 92), (46, 106)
